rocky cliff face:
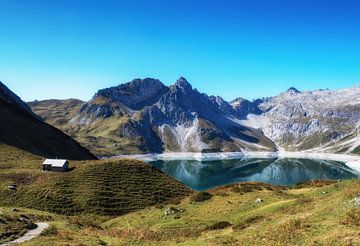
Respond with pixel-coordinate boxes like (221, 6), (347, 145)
(30, 77), (276, 156)
(235, 86), (360, 153)
(30, 77), (360, 156)
(143, 77), (275, 152)
(0, 82), (96, 160)
(94, 78), (169, 110)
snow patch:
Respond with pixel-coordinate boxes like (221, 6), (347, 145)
(158, 116), (208, 152)
(238, 114), (271, 129)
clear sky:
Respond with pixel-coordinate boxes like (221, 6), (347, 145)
(0, 0), (360, 102)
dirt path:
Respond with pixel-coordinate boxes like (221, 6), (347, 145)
(1, 222), (49, 245)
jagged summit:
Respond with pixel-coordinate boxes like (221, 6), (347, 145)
(28, 78), (360, 156)
(94, 78), (169, 110)
(172, 77), (193, 91)
(286, 87), (301, 94)
(30, 77), (277, 155)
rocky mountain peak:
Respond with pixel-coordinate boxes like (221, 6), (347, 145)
(172, 77), (193, 92)
(94, 78), (169, 110)
(230, 97), (249, 107)
(286, 87), (301, 94)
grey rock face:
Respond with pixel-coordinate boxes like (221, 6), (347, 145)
(66, 77), (277, 153)
(95, 78), (169, 110)
(233, 86), (360, 153)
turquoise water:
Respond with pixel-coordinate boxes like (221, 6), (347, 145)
(149, 158), (360, 191)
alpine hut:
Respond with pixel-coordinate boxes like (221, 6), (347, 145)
(42, 159), (69, 172)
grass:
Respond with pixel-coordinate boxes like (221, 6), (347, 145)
(0, 98), (95, 160)
(29, 98), (149, 156)
(2, 145), (360, 245)
(2, 175), (360, 245)
(0, 207), (58, 244)
(0, 145), (191, 216)
(0, 208), (36, 244)
(189, 192), (212, 203)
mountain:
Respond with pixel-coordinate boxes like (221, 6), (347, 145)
(0, 81), (96, 160)
(234, 86), (360, 154)
(29, 77), (277, 156)
(30, 78), (360, 156)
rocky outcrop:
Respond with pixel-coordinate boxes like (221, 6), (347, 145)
(234, 86), (360, 153)
(29, 77), (277, 155)
(95, 78), (169, 110)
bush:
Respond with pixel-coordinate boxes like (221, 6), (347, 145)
(233, 215), (265, 231)
(168, 197), (182, 205)
(206, 221), (232, 230)
(189, 192), (212, 203)
(40, 225), (58, 236)
(68, 215), (103, 229)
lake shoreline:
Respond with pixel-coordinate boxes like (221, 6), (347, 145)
(110, 151), (360, 172)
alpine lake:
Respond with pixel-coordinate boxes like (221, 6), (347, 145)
(148, 158), (360, 191)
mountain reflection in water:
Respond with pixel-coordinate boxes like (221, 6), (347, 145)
(149, 158), (360, 191)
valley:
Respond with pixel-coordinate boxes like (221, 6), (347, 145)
(1, 79), (360, 245)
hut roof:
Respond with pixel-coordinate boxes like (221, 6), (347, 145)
(43, 159), (68, 167)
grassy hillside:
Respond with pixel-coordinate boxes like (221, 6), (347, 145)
(0, 95), (96, 160)
(0, 208), (36, 244)
(0, 207), (60, 245)
(5, 179), (358, 245)
(1, 145), (360, 245)
(0, 145), (191, 216)
(29, 99), (147, 156)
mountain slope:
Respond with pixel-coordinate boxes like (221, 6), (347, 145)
(29, 77), (277, 156)
(143, 77), (275, 152)
(0, 82), (96, 160)
(234, 86), (360, 153)
(0, 145), (191, 216)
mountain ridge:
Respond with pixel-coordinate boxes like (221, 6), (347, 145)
(28, 78), (360, 156)
(0, 82), (96, 160)
(29, 77), (277, 155)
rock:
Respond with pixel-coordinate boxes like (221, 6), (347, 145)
(164, 207), (185, 216)
(94, 78), (169, 110)
(349, 197), (360, 207)
(255, 198), (263, 204)
(232, 85), (360, 152)
(8, 185), (17, 191)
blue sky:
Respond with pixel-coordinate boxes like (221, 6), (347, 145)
(0, 0), (360, 101)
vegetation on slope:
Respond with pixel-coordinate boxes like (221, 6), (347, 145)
(29, 99), (147, 156)
(0, 208), (36, 244)
(5, 179), (358, 245)
(1, 144), (360, 245)
(0, 87), (96, 160)
(0, 207), (59, 245)
(0, 180), (354, 246)
(0, 145), (191, 216)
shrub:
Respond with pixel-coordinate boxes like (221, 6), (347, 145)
(189, 192), (212, 203)
(233, 215), (265, 231)
(206, 221), (232, 230)
(40, 225), (58, 236)
(168, 197), (182, 205)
